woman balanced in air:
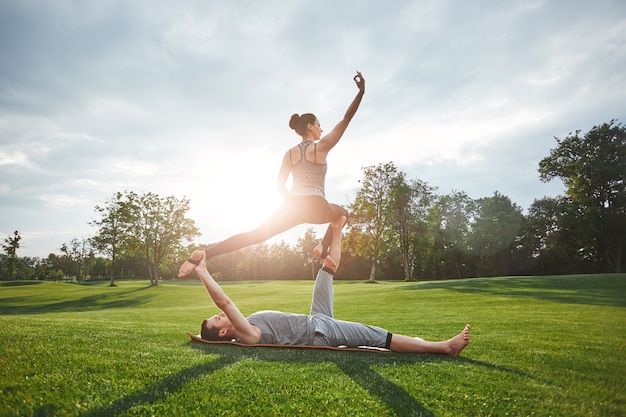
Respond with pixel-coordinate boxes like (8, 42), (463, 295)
(179, 72), (365, 277)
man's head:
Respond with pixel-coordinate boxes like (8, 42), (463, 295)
(200, 312), (235, 341)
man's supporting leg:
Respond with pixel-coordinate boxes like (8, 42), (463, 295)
(309, 257), (337, 317)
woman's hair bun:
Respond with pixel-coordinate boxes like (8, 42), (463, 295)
(289, 113), (316, 135)
(289, 113), (300, 130)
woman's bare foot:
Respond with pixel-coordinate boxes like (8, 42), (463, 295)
(322, 255), (338, 273)
(313, 242), (324, 258)
(178, 250), (205, 278)
(448, 324), (471, 356)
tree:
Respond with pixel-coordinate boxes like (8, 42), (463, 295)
(467, 192), (525, 277)
(2, 231), (21, 280)
(41, 253), (65, 281)
(90, 191), (135, 286)
(60, 237), (92, 281)
(387, 175), (436, 281)
(433, 191), (476, 279)
(267, 240), (305, 280)
(525, 196), (585, 274)
(387, 173), (413, 280)
(296, 228), (321, 280)
(127, 192), (200, 286)
(539, 120), (626, 272)
(346, 162), (401, 282)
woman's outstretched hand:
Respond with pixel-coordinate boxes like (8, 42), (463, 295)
(354, 71), (365, 93)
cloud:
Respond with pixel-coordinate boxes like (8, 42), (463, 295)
(0, 0), (625, 257)
(0, 150), (28, 167)
(40, 194), (93, 208)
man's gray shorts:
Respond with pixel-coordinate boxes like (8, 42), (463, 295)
(309, 267), (391, 349)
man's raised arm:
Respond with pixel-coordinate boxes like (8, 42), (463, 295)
(192, 251), (261, 343)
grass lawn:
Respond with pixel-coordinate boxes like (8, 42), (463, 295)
(1, 273), (625, 416)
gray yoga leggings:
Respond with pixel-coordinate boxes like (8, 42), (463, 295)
(204, 195), (348, 260)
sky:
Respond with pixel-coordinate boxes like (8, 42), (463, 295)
(1, 0), (625, 259)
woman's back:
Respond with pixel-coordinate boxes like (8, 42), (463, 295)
(289, 141), (327, 196)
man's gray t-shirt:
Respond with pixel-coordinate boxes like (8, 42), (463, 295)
(247, 310), (315, 345)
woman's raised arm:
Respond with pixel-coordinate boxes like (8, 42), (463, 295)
(317, 71), (365, 153)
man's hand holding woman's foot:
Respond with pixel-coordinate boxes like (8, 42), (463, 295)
(177, 250), (205, 278)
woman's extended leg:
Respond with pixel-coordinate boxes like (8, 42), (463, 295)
(314, 204), (348, 259)
(203, 217), (295, 259)
(178, 204), (301, 277)
(179, 196), (332, 277)
(203, 196), (337, 259)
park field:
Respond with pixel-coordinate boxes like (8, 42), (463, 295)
(1, 273), (625, 416)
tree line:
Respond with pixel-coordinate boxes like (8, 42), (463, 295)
(1, 120), (624, 283)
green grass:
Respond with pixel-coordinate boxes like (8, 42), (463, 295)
(1, 274), (625, 416)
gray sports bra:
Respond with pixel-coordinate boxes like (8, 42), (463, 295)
(289, 141), (327, 197)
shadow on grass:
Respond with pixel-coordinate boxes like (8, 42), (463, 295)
(0, 281), (45, 287)
(0, 290), (154, 315)
(80, 342), (534, 417)
(80, 354), (241, 417)
(405, 274), (626, 307)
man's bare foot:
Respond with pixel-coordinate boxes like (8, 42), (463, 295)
(447, 324), (471, 356)
(178, 250), (205, 278)
(322, 255), (338, 273)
